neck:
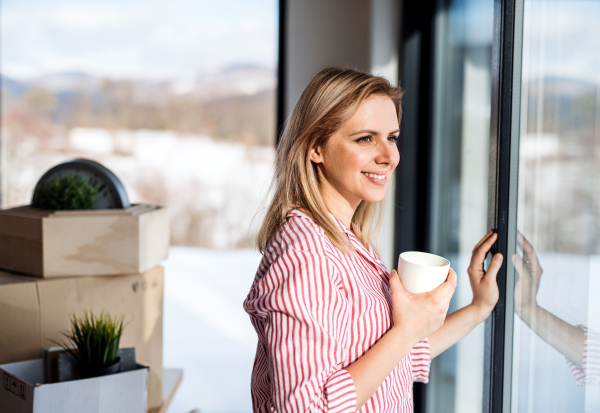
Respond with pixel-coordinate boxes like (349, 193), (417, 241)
(319, 179), (359, 229)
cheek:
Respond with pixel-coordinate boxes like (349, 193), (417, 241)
(329, 147), (365, 174)
(391, 148), (400, 169)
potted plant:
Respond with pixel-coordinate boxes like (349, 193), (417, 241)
(0, 158), (169, 278)
(31, 173), (99, 210)
(51, 310), (129, 378)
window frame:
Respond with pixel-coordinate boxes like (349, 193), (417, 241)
(485, 0), (524, 411)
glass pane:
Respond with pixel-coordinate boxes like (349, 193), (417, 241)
(426, 0), (494, 412)
(511, 1), (600, 412)
(1, 1), (277, 412)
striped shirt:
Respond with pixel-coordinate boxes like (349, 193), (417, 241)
(566, 325), (600, 386)
(244, 209), (430, 413)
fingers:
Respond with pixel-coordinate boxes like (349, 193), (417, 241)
(484, 253), (503, 280)
(472, 232), (498, 264)
(447, 267), (458, 287)
(519, 233), (535, 255)
(512, 253), (524, 276)
(389, 269), (405, 294)
(431, 268), (457, 300)
(473, 229), (495, 253)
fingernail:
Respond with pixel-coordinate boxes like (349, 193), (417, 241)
(495, 254), (503, 261)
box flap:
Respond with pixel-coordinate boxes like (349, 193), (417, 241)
(1, 359), (44, 386)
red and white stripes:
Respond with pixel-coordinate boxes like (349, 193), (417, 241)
(566, 325), (600, 386)
(244, 209), (430, 412)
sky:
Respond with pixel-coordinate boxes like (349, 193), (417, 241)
(521, 1), (600, 84)
(0, 0), (278, 81)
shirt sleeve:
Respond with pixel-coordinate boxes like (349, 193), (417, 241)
(251, 247), (356, 412)
(566, 325), (600, 386)
(410, 338), (431, 383)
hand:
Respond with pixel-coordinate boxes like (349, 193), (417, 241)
(513, 232), (543, 315)
(389, 268), (457, 345)
(469, 230), (503, 320)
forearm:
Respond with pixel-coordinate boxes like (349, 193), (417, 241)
(519, 304), (584, 367)
(428, 304), (489, 359)
(345, 327), (417, 411)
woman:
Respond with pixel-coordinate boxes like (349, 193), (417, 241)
(243, 68), (503, 412)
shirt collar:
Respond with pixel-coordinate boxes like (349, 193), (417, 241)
(286, 208), (389, 274)
(329, 213), (389, 275)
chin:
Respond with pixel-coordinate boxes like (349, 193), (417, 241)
(360, 192), (387, 204)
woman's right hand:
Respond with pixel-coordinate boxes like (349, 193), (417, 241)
(389, 268), (457, 345)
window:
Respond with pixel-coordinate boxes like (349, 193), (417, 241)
(509, 0), (600, 411)
(1, 1), (278, 411)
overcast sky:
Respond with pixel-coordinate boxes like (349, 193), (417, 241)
(1, 0), (277, 81)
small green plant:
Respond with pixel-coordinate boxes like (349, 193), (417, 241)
(50, 310), (129, 375)
(32, 173), (98, 210)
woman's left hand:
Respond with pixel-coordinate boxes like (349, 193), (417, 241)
(468, 230), (503, 319)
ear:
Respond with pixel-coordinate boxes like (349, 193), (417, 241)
(310, 144), (324, 164)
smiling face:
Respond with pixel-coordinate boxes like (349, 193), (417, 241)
(310, 94), (400, 221)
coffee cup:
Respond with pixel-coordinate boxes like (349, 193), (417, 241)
(397, 251), (451, 293)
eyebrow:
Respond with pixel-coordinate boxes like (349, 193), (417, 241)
(349, 129), (400, 136)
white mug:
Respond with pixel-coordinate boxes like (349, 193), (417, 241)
(397, 251), (451, 293)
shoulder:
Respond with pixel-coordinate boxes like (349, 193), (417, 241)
(266, 209), (332, 257)
(256, 209), (347, 283)
(245, 211), (346, 316)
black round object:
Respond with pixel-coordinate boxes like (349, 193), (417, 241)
(79, 357), (122, 379)
(32, 159), (131, 209)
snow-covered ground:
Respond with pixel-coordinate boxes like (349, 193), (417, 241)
(163, 247), (262, 413)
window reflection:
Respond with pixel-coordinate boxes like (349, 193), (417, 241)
(512, 0), (600, 411)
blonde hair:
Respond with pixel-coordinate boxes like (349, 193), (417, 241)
(257, 67), (404, 254)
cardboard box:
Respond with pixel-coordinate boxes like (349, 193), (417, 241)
(0, 204), (169, 278)
(0, 358), (148, 413)
(0, 266), (164, 409)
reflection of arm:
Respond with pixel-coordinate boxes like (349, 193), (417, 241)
(513, 233), (598, 385)
(518, 304), (585, 368)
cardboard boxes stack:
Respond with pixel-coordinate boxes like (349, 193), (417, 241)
(0, 205), (170, 411)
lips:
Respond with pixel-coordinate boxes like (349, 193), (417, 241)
(361, 171), (388, 185)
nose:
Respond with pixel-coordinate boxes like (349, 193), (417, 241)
(375, 137), (399, 166)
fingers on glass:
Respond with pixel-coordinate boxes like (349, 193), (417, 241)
(474, 230), (496, 253)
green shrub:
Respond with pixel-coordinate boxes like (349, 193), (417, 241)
(32, 173), (98, 210)
(50, 310), (129, 374)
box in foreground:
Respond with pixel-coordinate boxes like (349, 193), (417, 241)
(0, 358), (148, 413)
(0, 266), (164, 408)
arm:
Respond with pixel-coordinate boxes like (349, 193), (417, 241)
(512, 233), (585, 368)
(429, 230), (504, 359)
(518, 304), (585, 367)
(346, 268), (456, 410)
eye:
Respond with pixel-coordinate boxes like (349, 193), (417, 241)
(388, 135), (399, 143)
(355, 135), (373, 143)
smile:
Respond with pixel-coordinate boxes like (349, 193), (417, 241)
(361, 172), (386, 180)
